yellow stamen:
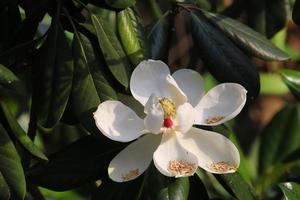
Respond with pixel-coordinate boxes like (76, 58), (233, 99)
(122, 169), (139, 181)
(209, 161), (237, 173)
(159, 98), (176, 118)
(167, 160), (196, 176)
(206, 116), (225, 124)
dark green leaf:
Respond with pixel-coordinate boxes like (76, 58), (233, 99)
(279, 69), (300, 100)
(0, 171), (10, 200)
(279, 182), (300, 200)
(72, 30), (117, 133)
(259, 103), (300, 173)
(32, 16), (73, 129)
(91, 177), (143, 200)
(118, 7), (148, 66)
(140, 164), (190, 200)
(189, 12), (260, 99)
(148, 13), (170, 60)
(0, 64), (20, 92)
(104, 0), (136, 9)
(215, 173), (258, 200)
(201, 10), (288, 61)
(293, 0), (300, 25)
(246, 0), (288, 38)
(0, 100), (47, 160)
(0, 123), (26, 199)
(27, 135), (123, 191)
(188, 175), (209, 200)
(91, 13), (132, 88)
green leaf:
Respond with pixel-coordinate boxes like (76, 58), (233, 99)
(293, 0), (300, 25)
(189, 12), (260, 99)
(91, 13), (132, 88)
(0, 123), (26, 199)
(27, 135), (123, 191)
(118, 7), (148, 66)
(32, 16), (73, 129)
(188, 175), (209, 200)
(259, 103), (300, 173)
(140, 164), (190, 200)
(279, 182), (300, 200)
(0, 100), (47, 160)
(260, 73), (288, 95)
(148, 13), (170, 60)
(0, 171), (10, 200)
(72, 30), (118, 133)
(279, 69), (300, 100)
(215, 173), (258, 200)
(201, 10), (288, 61)
(0, 64), (19, 89)
(104, 0), (136, 9)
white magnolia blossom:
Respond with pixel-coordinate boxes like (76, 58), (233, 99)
(94, 60), (247, 182)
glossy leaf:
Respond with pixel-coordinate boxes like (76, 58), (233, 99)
(91, 13), (131, 88)
(293, 0), (300, 25)
(259, 103), (300, 173)
(140, 164), (190, 200)
(279, 182), (300, 200)
(202, 10), (288, 61)
(0, 100), (47, 160)
(72, 30), (118, 133)
(104, 0), (136, 9)
(215, 173), (258, 200)
(27, 135), (123, 191)
(32, 16), (73, 129)
(148, 12), (170, 60)
(189, 12), (260, 99)
(118, 7), (148, 66)
(279, 69), (300, 100)
(0, 123), (26, 199)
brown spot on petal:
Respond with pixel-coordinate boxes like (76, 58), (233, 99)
(206, 116), (225, 124)
(209, 161), (237, 173)
(122, 169), (139, 181)
(167, 160), (197, 176)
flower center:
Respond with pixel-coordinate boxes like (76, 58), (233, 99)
(159, 98), (176, 128)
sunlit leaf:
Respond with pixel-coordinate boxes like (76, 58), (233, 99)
(118, 7), (148, 66)
(91, 13), (131, 88)
(0, 100), (47, 160)
(202, 10), (288, 61)
(279, 182), (300, 200)
(0, 123), (26, 199)
(279, 69), (300, 100)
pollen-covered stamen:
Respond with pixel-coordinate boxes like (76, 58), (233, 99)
(159, 98), (176, 128)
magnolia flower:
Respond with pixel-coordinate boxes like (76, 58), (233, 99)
(93, 60), (247, 182)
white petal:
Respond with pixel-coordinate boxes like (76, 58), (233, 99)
(108, 134), (161, 182)
(194, 83), (247, 126)
(172, 69), (205, 107)
(153, 132), (198, 177)
(165, 75), (187, 106)
(144, 95), (164, 134)
(179, 127), (240, 174)
(130, 60), (170, 105)
(93, 101), (145, 142)
(175, 103), (195, 134)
